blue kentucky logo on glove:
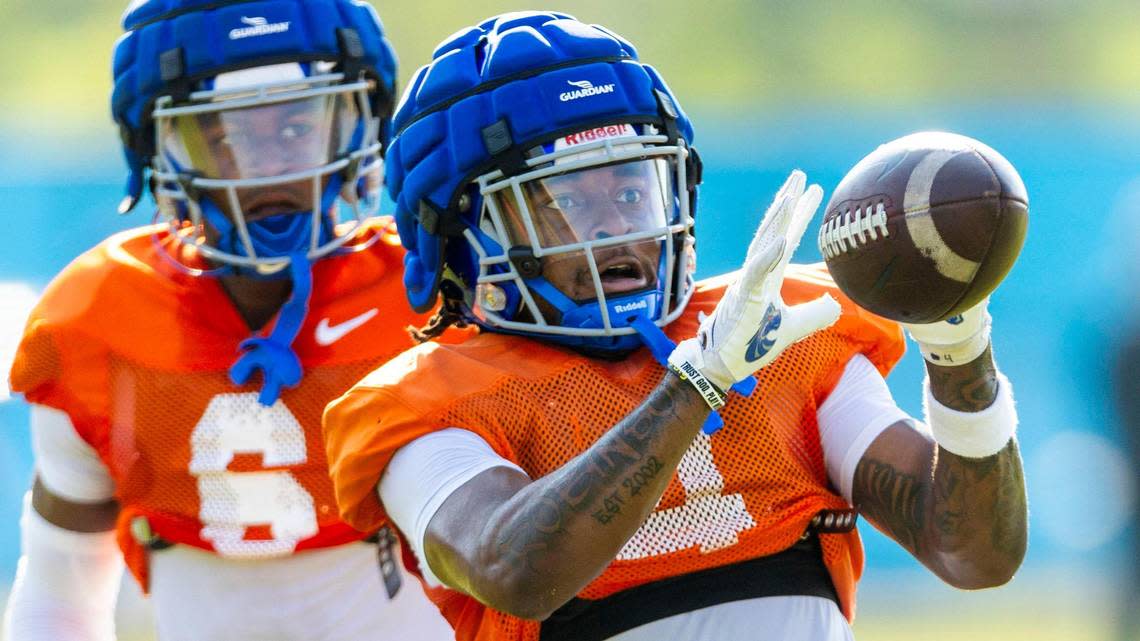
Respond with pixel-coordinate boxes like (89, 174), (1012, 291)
(744, 303), (782, 363)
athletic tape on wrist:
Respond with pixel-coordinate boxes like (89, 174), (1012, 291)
(924, 371), (1017, 458)
(667, 360), (727, 411)
(914, 318), (992, 366)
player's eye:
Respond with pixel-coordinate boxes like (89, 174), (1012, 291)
(615, 188), (644, 205)
(544, 194), (582, 212)
(280, 123), (313, 141)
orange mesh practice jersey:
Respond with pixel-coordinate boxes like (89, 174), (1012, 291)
(325, 264), (905, 641)
(9, 218), (451, 591)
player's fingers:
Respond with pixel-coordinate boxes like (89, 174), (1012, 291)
(782, 294), (841, 343)
(777, 170), (807, 204)
(781, 184), (824, 262)
(749, 194), (798, 262)
(739, 237), (785, 292)
(746, 193), (789, 258)
(759, 183), (821, 285)
(750, 171), (806, 254)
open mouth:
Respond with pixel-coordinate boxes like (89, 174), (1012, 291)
(240, 191), (309, 221)
(597, 254), (650, 295)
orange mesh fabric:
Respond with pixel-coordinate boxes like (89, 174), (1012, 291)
(325, 263), (904, 641)
(9, 218), (449, 591)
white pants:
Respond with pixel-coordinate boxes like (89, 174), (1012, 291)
(610, 596), (854, 641)
(148, 541), (453, 641)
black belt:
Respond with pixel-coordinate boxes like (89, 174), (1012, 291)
(137, 519), (404, 600)
(539, 534), (839, 641)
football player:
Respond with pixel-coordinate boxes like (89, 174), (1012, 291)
(3, 1), (454, 640)
(324, 12), (1028, 641)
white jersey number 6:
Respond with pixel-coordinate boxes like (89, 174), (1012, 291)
(189, 393), (319, 557)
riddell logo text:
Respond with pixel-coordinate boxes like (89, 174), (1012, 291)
(563, 124), (635, 146)
(613, 300), (648, 314)
(229, 16), (291, 40)
(560, 79), (617, 102)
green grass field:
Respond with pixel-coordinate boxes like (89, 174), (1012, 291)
(853, 569), (1127, 641)
(855, 612), (1114, 641)
(101, 614), (1115, 641)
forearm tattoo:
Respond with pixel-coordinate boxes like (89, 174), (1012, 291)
(926, 345), (999, 411)
(937, 442), (1027, 559)
(931, 440), (1028, 574)
(491, 375), (706, 575)
(853, 344), (1027, 578)
(855, 440), (1026, 568)
(852, 456), (928, 552)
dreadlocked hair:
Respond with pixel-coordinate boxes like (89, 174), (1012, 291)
(407, 280), (470, 344)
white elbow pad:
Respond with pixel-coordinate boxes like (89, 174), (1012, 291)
(3, 494), (123, 641)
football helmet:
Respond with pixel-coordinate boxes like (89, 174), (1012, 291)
(109, 0), (397, 404)
(112, 0), (397, 275)
(387, 12), (700, 353)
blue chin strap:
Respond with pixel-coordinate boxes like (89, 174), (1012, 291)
(229, 249), (313, 406)
(520, 280), (758, 433)
(524, 278), (651, 353)
(199, 175), (344, 406)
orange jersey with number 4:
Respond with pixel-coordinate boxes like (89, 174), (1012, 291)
(9, 218), (446, 590)
(324, 264), (905, 641)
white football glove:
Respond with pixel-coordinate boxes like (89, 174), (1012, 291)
(902, 299), (992, 365)
(668, 171), (842, 403)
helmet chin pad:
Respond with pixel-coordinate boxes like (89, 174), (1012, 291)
(559, 289), (664, 332)
(194, 173), (342, 279)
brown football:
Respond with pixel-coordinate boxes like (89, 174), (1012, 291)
(818, 132), (1028, 323)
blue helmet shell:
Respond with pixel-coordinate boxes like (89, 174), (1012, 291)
(386, 12), (696, 319)
(111, 0), (397, 210)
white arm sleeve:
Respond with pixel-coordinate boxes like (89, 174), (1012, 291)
(817, 354), (915, 504)
(30, 405), (115, 503)
(3, 494), (123, 641)
(379, 428), (527, 588)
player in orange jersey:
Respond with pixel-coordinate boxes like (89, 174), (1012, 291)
(3, 2), (453, 641)
(324, 12), (1028, 641)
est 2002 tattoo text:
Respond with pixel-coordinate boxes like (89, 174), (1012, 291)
(592, 456), (665, 524)
(623, 456), (665, 496)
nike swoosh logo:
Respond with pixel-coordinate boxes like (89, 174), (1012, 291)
(315, 309), (379, 346)
(743, 304), (782, 363)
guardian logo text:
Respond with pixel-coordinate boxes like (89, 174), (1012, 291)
(560, 79), (617, 102)
(230, 16), (291, 40)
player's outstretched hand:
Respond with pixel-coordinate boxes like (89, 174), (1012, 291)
(669, 171), (841, 397)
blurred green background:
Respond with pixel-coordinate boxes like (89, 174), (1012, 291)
(3, 0), (1140, 129)
(2, 1), (1138, 640)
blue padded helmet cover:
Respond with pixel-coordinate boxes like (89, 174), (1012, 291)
(112, 0), (397, 197)
(386, 12), (694, 313)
